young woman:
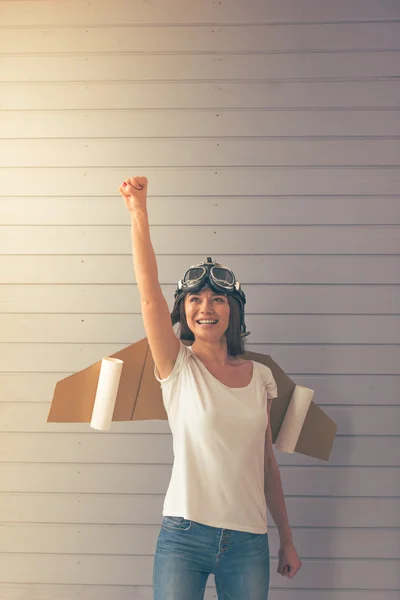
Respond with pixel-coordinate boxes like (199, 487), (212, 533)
(118, 176), (302, 600)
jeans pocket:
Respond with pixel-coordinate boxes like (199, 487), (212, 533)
(162, 516), (192, 532)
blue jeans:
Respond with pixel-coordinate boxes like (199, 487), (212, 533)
(153, 516), (270, 600)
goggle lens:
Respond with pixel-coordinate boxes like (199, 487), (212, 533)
(183, 267), (206, 284)
(212, 267), (234, 285)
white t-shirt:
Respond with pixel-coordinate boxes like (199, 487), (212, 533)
(154, 340), (278, 534)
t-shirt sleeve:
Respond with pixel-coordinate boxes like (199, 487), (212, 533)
(265, 370), (278, 400)
(153, 340), (191, 386)
(257, 363), (278, 399)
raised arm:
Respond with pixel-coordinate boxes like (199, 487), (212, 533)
(118, 177), (180, 379)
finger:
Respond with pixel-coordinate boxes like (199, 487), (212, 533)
(287, 566), (298, 579)
(129, 176), (147, 190)
(123, 181), (138, 194)
(117, 184), (129, 198)
(131, 176), (147, 185)
(121, 181), (136, 196)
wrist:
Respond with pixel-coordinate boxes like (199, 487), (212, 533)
(278, 528), (293, 546)
(130, 206), (147, 218)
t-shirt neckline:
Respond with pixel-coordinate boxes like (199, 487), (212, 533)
(188, 345), (255, 391)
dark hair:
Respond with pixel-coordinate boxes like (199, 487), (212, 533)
(170, 293), (245, 357)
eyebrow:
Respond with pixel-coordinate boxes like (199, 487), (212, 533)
(188, 292), (227, 297)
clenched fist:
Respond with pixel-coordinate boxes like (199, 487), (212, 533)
(118, 176), (148, 213)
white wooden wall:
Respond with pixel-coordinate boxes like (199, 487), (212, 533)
(0, 0), (399, 598)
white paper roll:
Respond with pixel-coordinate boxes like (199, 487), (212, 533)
(275, 385), (314, 453)
(90, 357), (123, 431)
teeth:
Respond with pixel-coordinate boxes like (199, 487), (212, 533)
(198, 320), (217, 324)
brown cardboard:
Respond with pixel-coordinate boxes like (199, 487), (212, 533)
(47, 337), (337, 461)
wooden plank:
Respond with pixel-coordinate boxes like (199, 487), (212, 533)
(1, 109), (400, 138)
(0, 432), (399, 466)
(1, 404), (398, 436)
(3, 139), (400, 168)
(1, 167), (399, 196)
(1, 23), (399, 54)
(1, 372), (398, 406)
(2, 81), (400, 110)
(1, 522), (399, 558)
(3, 52), (400, 82)
(1, 343), (398, 374)
(1, 255), (399, 284)
(0, 493), (398, 527)
(0, 553), (397, 588)
(2, 224), (400, 254)
(2, 313), (400, 344)
(1, 585), (399, 600)
(1, 0), (398, 27)
(2, 197), (400, 226)
(3, 283), (400, 314)
(0, 463), (398, 496)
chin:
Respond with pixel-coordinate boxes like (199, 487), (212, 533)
(192, 327), (228, 341)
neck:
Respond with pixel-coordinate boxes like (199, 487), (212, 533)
(191, 338), (230, 365)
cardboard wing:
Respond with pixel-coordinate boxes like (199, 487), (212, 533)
(243, 349), (337, 461)
(47, 337), (337, 461)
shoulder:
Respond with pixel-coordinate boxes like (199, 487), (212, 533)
(252, 360), (273, 377)
(253, 361), (278, 398)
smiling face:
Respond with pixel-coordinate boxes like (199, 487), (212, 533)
(183, 286), (231, 341)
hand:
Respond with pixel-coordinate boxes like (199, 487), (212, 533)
(118, 176), (148, 212)
(277, 541), (302, 579)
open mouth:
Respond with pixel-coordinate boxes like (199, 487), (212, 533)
(196, 320), (219, 326)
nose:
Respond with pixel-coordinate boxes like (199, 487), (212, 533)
(198, 298), (215, 314)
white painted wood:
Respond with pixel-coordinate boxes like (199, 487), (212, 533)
(1, 109), (400, 138)
(1, 0), (399, 595)
(2, 81), (400, 110)
(1, 167), (399, 196)
(1, 0), (399, 26)
(0, 404), (400, 436)
(2, 255), (400, 284)
(0, 432), (399, 466)
(1, 404), (399, 436)
(2, 224), (400, 254)
(2, 372), (399, 405)
(3, 313), (400, 344)
(0, 553), (398, 588)
(0, 463), (398, 496)
(3, 139), (400, 167)
(2, 197), (400, 226)
(1, 22), (399, 54)
(1, 343), (399, 373)
(1, 493), (398, 527)
(3, 52), (400, 81)
(1, 586), (399, 600)
(1, 522), (399, 558)
(3, 283), (400, 314)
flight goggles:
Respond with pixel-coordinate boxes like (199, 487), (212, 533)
(175, 257), (241, 297)
(174, 257), (249, 336)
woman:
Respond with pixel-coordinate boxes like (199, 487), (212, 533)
(118, 176), (302, 600)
